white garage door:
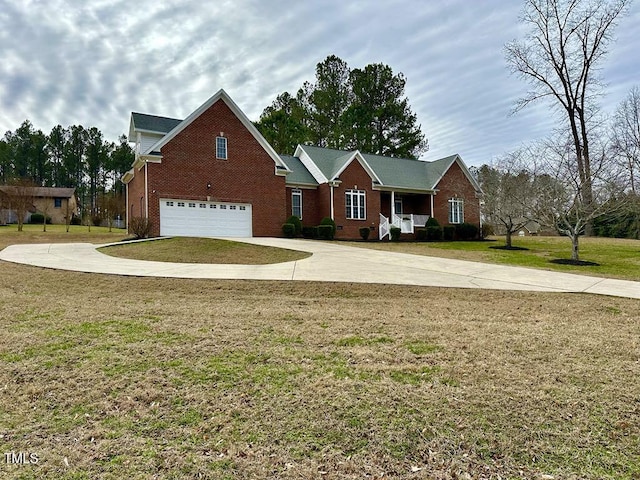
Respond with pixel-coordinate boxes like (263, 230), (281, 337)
(159, 199), (252, 237)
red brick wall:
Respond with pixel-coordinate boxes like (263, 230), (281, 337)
(285, 187), (321, 227)
(433, 160), (480, 228)
(126, 164), (147, 230)
(144, 100), (286, 237)
(332, 159), (380, 239)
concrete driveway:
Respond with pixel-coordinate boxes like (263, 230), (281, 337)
(0, 237), (639, 299)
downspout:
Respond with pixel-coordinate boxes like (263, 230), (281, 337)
(125, 181), (128, 229)
(144, 161), (149, 218)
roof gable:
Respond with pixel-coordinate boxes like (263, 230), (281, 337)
(295, 145), (381, 184)
(145, 89), (290, 172)
(426, 154), (482, 193)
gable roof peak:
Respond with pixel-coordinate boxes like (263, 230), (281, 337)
(139, 89), (289, 172)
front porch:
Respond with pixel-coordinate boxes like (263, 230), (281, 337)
(377, 191), (432, 239)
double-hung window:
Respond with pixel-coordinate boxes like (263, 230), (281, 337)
(292, 189), (302, 219)
(216, 136), (227, 159)
(345, 190), (366, 220)
(448, 198), (464, 224)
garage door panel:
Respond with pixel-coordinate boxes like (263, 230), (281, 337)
(159, 199), (252, 237)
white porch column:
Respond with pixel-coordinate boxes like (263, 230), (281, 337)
(430, 193), (434, 217)
(330, 184), (334, 220)
(391, 190), (395, 216)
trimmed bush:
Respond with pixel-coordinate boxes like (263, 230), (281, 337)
(70, 215), (82, 225)
(426, 217), (440, 227)
(359, 226), (371, 241)
(426, 225), (443, 241)
(320, 217), (336, 237)
(282, 223), (296, 238)
(302, 226), (319, 239)
(92, 215), (102, 227)
(456, 222), (479, 240)
(130, 216), (153, 239)
(443, 225), (455, 241)
(286, 215), (302, 236)
(29, 213), (51, 224)
(390, 226), (401, 242)
(415, 228), (427, 241)
(317, 224), (334, 240)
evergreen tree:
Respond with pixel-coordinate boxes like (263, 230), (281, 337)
(255, 92), (310, 154)
(256, 55), (427, 159)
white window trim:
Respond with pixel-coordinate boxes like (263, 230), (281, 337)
(292, 189), (303, 219)
(216, 136), (227, 160)
(448, 198), (464, 224)
(346, 189), (366, 220)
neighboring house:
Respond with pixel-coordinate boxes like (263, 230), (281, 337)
(0, 186), (77, 224)
(123, 89), (482, 240)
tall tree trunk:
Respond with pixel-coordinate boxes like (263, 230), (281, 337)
(505, 230), (513, 248)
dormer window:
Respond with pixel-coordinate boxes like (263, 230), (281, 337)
(216, 136), (227, 159)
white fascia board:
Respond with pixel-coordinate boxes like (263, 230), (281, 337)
(294, 145), (329, 184)
(285, 182), (318, 190)
(121, 169), (134, 184)
(128, 116), (136, 141)
(141, 154), (162, 163)
(332, 151), (383, 184)
(146, 89), (291, 172)
(373, 185), (434, 194)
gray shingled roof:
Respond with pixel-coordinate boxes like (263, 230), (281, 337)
(298, 145), (356, 180)
(280, 155), (318, 186)
(131, 112), (182, 134)
(298, 146), (467, 192)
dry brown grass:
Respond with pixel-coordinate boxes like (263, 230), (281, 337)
(100, 237), (311, 264)
(0, 259), (639, 479)
(0, 224), (129, 251)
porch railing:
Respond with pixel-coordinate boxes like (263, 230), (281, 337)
(380, 214), (430, 238)
(379, 213), (390, 240)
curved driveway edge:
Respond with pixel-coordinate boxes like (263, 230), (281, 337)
(0, 237), (638, 300)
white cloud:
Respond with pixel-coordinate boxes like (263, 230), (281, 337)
(0, 0), (638, 165)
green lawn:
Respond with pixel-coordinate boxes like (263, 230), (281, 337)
(345, 235), (640, 281)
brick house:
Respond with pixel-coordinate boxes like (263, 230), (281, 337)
(123, 89), (482, 240)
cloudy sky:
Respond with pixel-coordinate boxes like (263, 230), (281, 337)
(1, 0), (638, 166)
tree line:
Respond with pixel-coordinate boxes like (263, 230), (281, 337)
(255, 55), (428, 159)
(0, 120), (134, 221)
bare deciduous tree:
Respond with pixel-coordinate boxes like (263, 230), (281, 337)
(612, 86), (640, 193)
(478, 150), (539, 248)
(532, 138), (626, 261)
(505, 0), (629, 234)
(1, 179), (36, 232)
